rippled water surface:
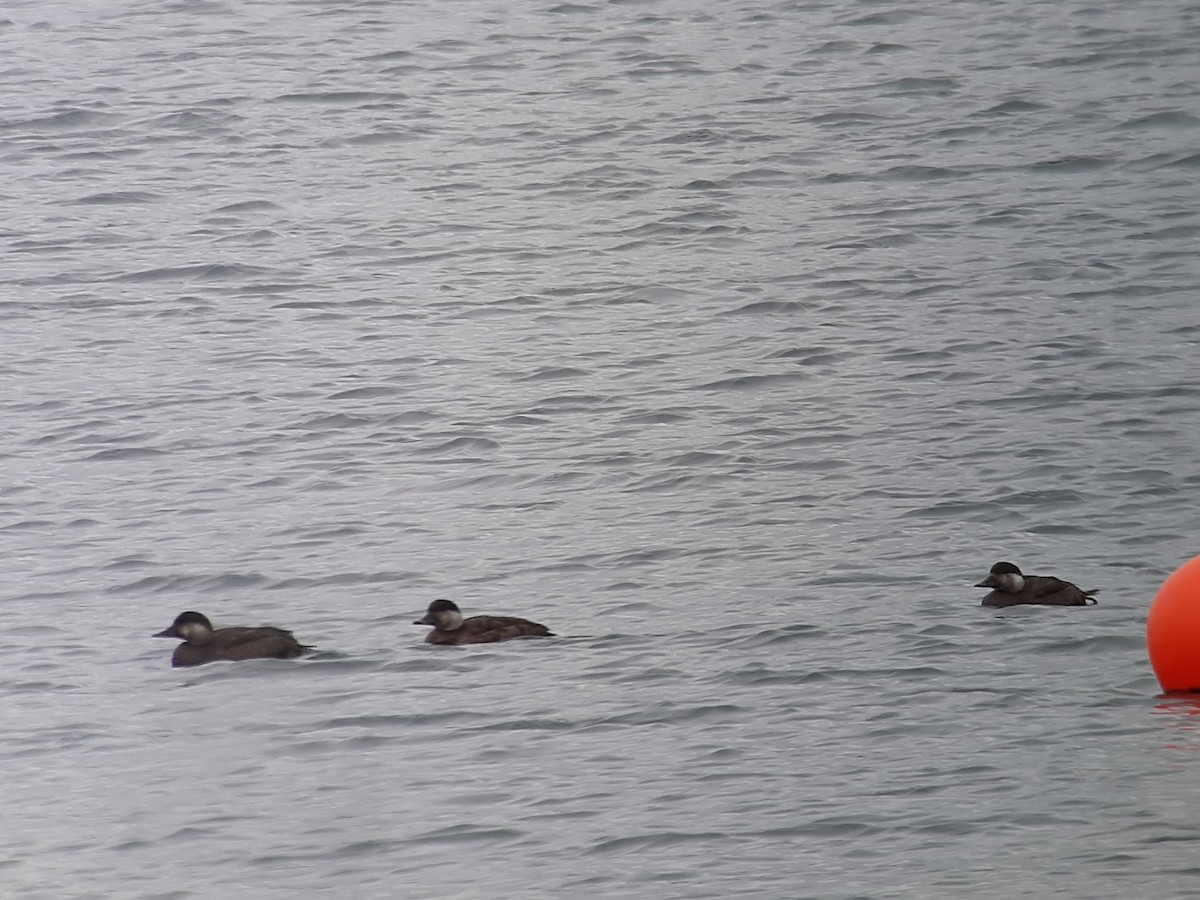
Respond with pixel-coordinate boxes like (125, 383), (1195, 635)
(3, 0), (1200, 896)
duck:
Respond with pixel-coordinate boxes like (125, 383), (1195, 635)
(414, 599), (554, 645)
(975, 562), (1098, 608)
(153, 611), (310, 667)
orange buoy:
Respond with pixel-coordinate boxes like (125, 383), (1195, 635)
(1147, 556), (1200, 693)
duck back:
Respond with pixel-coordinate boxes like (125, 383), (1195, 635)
(425, 615), (553, 645)
(981, 575), (1098, 608)
(171, 626), (307, 667)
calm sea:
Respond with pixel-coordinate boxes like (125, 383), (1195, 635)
(3, 0), (1200, 897)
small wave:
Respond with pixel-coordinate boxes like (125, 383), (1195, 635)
(83, 447), (166, 461)
(328, 385), (402, 400)
(73, 191), (158, 205)
(588, 831), (726, 855)
(515, 366), (591, 382)
(116, 263), (276, 283)
(1117, 111), (1200, 130)
(414, 436), (501, 455)
(1029, 155), (1113, 172)
(693, 372), (808, 391)
(404, 826), (524, 846)
(871, 76), (960, 94)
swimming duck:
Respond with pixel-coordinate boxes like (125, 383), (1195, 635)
(414, 599), (553, 645)
(153, 611), (309, 667)
(975, 562), (1098, 608)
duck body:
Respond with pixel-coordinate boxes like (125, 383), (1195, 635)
(975, 562), (1097, 608)
(154, 611), (309, 667)
(415, 599), (553, 645)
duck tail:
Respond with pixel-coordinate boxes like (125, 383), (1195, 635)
(1084, 589), (1099, 605)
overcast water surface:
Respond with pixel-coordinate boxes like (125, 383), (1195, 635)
(3, 0), (1200, 897)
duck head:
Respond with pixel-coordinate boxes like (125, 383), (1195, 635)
(415, 599), (464, 631)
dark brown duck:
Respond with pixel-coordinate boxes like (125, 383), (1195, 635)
(975, 562), (1098, 608)
(153, 611), (310, 667)
(414, 599), (553, 645)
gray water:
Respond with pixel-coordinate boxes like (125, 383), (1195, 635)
(3, 0), (1200, 896)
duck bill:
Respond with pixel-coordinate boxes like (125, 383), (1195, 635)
(153, 627), (179, 638)
(413, 614), (436, 626)
(974, 576), (998, 588)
